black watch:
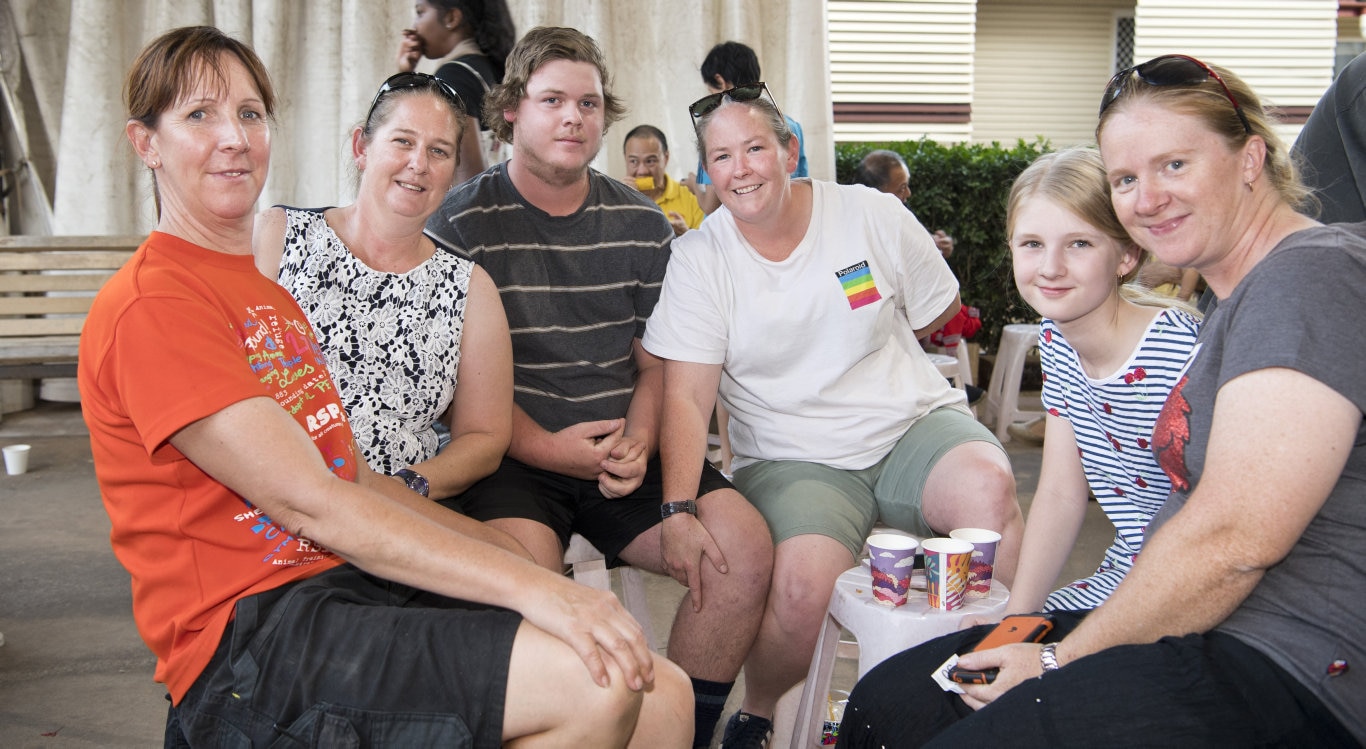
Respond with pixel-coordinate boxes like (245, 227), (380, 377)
(660, 499), (697, 519)
(394, 468), (430, 498)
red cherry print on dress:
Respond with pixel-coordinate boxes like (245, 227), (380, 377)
(1044, 329), (1053, 343)
(1137, 437), (1149, 449)
(1103, 402), (1112, 414)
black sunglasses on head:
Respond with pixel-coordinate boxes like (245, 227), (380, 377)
(1099, 54), (1252, 134)
(365, 72), (466, 126)
(688, 82), (783, 124)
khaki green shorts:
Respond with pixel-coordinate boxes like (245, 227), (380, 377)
(732, 407), (1002, 558)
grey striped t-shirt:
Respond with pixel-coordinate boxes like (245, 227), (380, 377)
(426, 163), (673, 432)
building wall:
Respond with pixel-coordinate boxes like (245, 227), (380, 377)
(972, 0), (1132, 147)
(830, 0), (1341, 148)
(1133, 0), (1338, 144)
(828, 0), (978, 143)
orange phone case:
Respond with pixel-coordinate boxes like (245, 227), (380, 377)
(947, 614), (1055, 684)
(971, 614), (1054, 651)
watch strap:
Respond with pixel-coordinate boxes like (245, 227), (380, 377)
(394, 468), (430, 498)
(1039, 643), (1060, 672)
(660, 499), (698, 519)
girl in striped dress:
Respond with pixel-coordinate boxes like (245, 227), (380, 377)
(999, 146), (1200, 616)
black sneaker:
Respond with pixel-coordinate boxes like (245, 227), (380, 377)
(721, 711), (772, 748)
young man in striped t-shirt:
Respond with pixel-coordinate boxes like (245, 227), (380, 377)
(426, 26), (772, 747)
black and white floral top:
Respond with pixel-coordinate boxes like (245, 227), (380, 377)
(276, 207), (471, 474)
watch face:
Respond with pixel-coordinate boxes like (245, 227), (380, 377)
(397, 469), (429, 497)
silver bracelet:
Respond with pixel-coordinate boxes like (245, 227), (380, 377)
(1039, 643), (1060, 672)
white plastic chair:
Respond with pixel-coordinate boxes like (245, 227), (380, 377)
(982, 323), (1046, 441)
(564, 533), (661, 651)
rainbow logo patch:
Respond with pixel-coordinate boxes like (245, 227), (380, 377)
(836, 261), (881, 310)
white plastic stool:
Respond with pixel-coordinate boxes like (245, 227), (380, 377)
(791, 563), (1009, 748)
(983, 323), (1045, 441)
(926, 346), (978, 418)
(564, 533), (661, 651)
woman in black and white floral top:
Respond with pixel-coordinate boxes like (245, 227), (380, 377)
(254, 72), (511, 501)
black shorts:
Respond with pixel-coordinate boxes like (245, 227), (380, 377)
(167, 565), (521, 749)
(444, 455), (732, 566)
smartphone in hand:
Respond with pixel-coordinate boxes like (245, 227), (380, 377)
(947, 614), (1055, 684)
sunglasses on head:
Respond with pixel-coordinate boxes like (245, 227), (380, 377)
(1099, 54), (1252, 134)
(365, 72), (466, 126)
(688, 82), (783, 125)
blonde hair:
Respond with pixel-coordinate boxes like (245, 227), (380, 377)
(1007, 147), (1199, 315)
(1096, 58), (1314, 214)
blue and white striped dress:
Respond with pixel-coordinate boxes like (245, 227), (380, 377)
(1038, 307), (1201, 611)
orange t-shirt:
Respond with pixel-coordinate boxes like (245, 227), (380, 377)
(78, 232), (354, 702)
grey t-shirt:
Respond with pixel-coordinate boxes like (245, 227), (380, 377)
(1149, 222), (1366, 741)
(425, 163), (672, 432)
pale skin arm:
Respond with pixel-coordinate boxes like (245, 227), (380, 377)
(658, 358), (730, 611)
(598, 339), (665, 498)
(1000, 414), (1092, 615)
(251, 206), (287, 278)
(352, 441), (529, 560)
(956, 368), (1360, 708)
(408, 266), (512, 498)
(170, 397), (656, 689)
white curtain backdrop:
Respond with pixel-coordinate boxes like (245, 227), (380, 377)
(2, 0), (832, 236)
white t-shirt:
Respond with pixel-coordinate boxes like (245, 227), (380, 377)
(644, 179), (966, 471)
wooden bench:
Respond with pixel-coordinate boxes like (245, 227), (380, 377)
(0, 235), (142, 381)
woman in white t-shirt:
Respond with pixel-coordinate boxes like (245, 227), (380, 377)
(641, 83), (1025, 745)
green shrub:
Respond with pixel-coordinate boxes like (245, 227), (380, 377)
(835, 138), (1052, 352)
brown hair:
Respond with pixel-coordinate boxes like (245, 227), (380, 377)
(481, 26), (625, 144)
(1096, 59), (1313, 213)
(123, 26), (275, 218)
(124, 26), (275, 129)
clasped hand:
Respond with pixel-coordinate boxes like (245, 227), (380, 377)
(541, 419), (648, 498)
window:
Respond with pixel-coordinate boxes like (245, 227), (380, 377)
(1113, 13), (1136, 74)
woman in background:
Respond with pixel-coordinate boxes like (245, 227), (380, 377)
(395, 0), (516, 183)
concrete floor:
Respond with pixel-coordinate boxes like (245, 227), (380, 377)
(0, 400), (1110, 748)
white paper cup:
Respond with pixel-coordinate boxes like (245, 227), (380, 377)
(921, 537), (973, 610)
(950, 527), (1002, 597)
(4, 444), (31, 475)
(867, 533), (919, 606)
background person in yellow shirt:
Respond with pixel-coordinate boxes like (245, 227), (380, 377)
(624, 124), (705, 236)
